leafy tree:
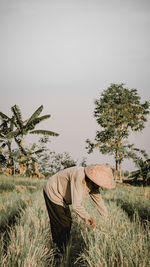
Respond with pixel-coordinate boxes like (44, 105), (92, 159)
(86, 84), (150, 178)
(28, 136), (52, 177)
(33, 137), (85, 177)
(0, 112), (15, 170)
(130, 159), (150, 184)
(49, 151), (77, 175)
(37, 149), (77, 176)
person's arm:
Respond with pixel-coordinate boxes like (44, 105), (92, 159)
(90, 189), (109, 217)
(71, 175), (91, 221)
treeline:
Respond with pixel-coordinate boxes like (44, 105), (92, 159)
(0, 83), (150, 181)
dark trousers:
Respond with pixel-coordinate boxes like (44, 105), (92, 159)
(43, 190), (72, 251)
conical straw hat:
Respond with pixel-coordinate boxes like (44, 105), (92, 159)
(85, 164), (115, 189)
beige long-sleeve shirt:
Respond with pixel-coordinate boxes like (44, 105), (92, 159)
(44, 166), (108, 221)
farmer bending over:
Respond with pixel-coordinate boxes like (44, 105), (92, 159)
(43, 164), (115, 253)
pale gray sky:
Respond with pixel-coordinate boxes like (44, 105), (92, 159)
(0, 0), (150, 170)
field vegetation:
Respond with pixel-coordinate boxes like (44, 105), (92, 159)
(0, 74), (150, 267)
(0, 174), (150, 267)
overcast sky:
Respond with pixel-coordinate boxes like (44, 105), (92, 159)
(0, 0), (150, 171)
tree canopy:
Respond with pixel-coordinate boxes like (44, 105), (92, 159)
(86, 83), (150, 177)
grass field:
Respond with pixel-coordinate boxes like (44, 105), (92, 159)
(0, 174), (150, 267)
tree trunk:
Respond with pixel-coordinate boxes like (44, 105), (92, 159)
(119, 162), (122, 182)
(115, 149), (118, 180)
(30, 161), (45, 179)
(15, 137), (27, 176)
(19, 154), (27, 176)
(119, 153), (123, 182)
(7, 141), (14, 174)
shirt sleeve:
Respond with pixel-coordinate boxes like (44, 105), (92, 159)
(90, 190), (108, 217)
(71, 174), (90, 221)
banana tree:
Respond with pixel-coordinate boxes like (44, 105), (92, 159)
(20, 144), (45, 177)
(0, 112), (15, 173)
(6, 105), (59, 176)
(0, 151), (6, 171)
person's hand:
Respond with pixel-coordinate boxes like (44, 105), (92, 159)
(88, 217), (95, 228)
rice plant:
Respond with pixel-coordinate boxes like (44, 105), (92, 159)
(0, 182), (15, 193)
(0, 198), (27, 233)
(0, 174), (149, 266)
(75, 200), (150, 267)
(103, 185), (150, 222)
(0, 174), (45, 191)
(1, 191), (55, 267)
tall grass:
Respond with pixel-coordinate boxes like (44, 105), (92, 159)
(0, 197), (27, 233)
(103, 185), (150, 222)
(1, 191), (55, 267)
(0, 174), (45, 193)
(0, 175), (149, 266)
(0, 184), (37, 235)
(76, 200), (150, 267)
(0, 182), (15, 193)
